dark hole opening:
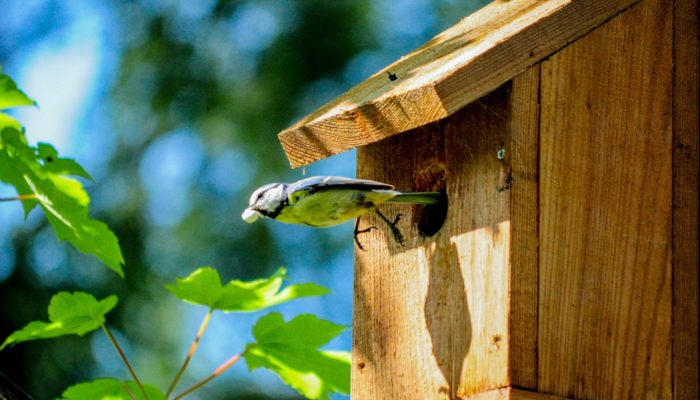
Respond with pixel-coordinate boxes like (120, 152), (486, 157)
(418, 189), (447, 237)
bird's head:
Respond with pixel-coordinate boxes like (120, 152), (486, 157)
(241, 183), (287, 223)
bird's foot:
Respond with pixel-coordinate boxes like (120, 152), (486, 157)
(354, 217), (377, 251)
(375, 210), (405, 246)
(388, 213), (405, 246)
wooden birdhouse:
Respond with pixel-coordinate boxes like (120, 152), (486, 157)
(277, 0), (698, 399)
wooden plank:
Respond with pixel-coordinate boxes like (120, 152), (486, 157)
(449, 386), (571, 400)
(353, 86), (511, 399)
(279, 0), (642, 168)
(672, 0), (700, 398)
(508, 65), (540, 389)
(510, 388), (570, 400)
(537, 0), (673, 399)
(463, 387), (512, 400)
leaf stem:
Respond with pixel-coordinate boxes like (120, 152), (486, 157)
(165, 309), (213, 399)
(101, 325), (150, 400)
(0, 194), (36, 202)
(122, 382), (138, 400)
(171, 353), (241, 400)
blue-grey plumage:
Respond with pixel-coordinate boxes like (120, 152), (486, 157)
(242, 176), (441, 246)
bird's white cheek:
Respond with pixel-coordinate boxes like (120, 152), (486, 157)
(241, 208), (262, 223)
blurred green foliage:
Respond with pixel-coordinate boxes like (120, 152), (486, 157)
(0, 0), (490, 398)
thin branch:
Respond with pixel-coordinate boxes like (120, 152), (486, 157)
(165, 309), (213, 399)
(171, 353), (241, 400)
(0, 194), (36, 202)
(101, 325), (150, 400)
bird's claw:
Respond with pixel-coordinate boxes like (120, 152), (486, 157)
(388, 213), (405, 246)
(354, 218), (377, 251)
(375, 210), (405, 247)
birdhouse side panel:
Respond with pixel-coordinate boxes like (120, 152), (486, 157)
(672, 0), (700, 398)
(537, 0), (673, 398)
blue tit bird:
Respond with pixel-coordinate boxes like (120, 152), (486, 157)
(241, 176), (441, 249)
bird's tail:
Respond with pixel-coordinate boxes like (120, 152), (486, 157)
(386, 192), (442, 205)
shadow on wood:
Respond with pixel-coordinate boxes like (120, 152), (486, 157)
(425, 240), (471, 399)
(353, 87), (512, 398)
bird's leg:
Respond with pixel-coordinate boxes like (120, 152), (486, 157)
(353, 216), (377, 251)
(375, 209), (405, 246)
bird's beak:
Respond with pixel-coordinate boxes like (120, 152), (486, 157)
(241, 208), (262, 223)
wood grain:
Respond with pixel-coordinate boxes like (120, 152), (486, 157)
(537, 0), (674, 398)
(279, 0), (642, 168)
(510, 388), (570, 400)
(461, 387), (571, 400)
(508, 65), (540, 390)
(353, 87), (512, 399)
(672, 0), (700, 398)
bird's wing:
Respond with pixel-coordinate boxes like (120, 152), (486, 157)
(288, 176), (394, 196)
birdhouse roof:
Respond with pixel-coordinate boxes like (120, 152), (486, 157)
(277, 0), (640, 168)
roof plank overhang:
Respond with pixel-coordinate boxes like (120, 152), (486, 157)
(278, 0), (641, 168)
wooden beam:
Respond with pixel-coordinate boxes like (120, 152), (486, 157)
(672, 0), (700, 398)
(537, 0), (673, 398)
(278, 0), (641, 168)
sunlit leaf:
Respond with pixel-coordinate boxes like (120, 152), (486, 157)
(38, 143), (93, 181)
(0, 72), (122, 276)
(0, 142), (38, 216)
(26, 174), (124, 275)
(59, 378), (163, 400)
(166, 267), (329, 312)
(0, 129), (124, 275)
(0, 112), (21, 131)
(0, 73), (36, 109)
(48, 175), (90, 206)
(0, 292), (118, 350)
(0, 127), (29, 151)
(244, 312), (350, 400)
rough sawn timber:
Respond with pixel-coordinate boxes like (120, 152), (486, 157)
(537, 0), (674, 397)
(278, 0), (641, 168)
(672, 0), (700, 397)
(353, 87), (513, 399)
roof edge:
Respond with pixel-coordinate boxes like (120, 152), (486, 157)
(278, 0), (641, 168)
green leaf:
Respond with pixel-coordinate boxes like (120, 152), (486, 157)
(59, 378), (163, 400)
(26, 170), (124, 275)
(0, 74), (122, 276)
(49, 175), (90, 206)
(38, 143), (94, 181)
(166, 267), (329, 312)
(0, 112), (21, 131)
(0, 127), (29, 151)
(0, 74), (36, 109)
(0, 133), (124, 275)
(244, 312), (350, 400)
(0, 141), (38, 216)
(1, 292), (118, 350)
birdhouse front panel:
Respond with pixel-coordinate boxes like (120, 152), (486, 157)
(353, 87), (514, 399)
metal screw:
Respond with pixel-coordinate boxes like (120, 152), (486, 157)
(496, 148), (506, 160)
